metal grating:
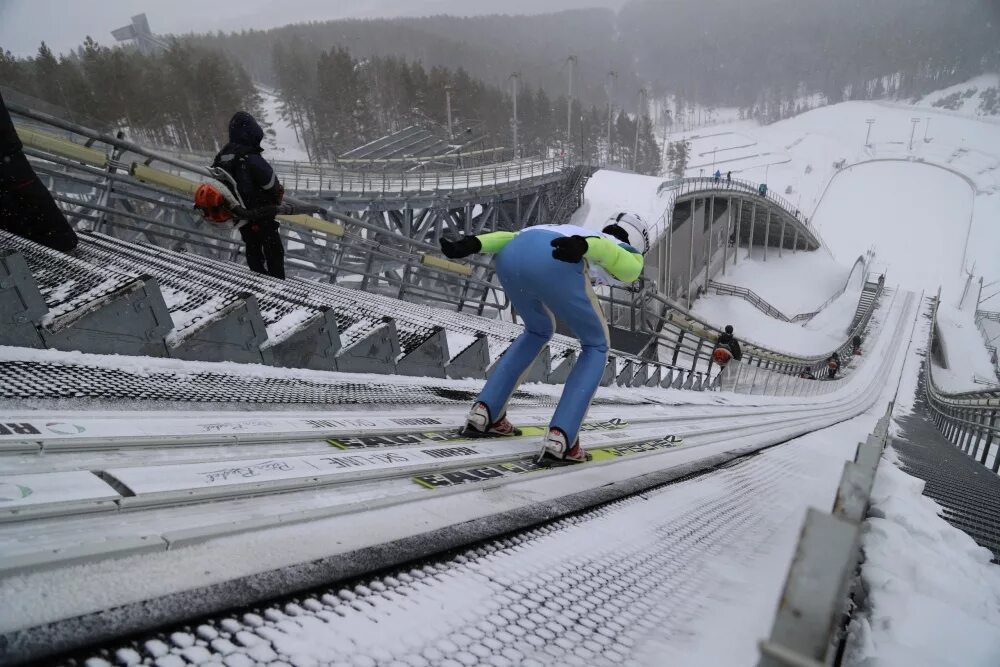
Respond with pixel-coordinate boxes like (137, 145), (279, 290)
(0, 230), (137, 324)
(891, 373), (1000, 560)
(0, 359), (647, 407)
(85, 233), (436, 352)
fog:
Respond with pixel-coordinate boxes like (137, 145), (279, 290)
(0, 0), (627, 57)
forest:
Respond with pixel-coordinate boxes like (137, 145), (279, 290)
(0, 38), (661, 173)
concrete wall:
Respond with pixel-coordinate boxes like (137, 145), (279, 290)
(651, 195), (738, 305)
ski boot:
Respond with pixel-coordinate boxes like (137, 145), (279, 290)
(538, 427), (590, 464)
(460, 402), (522, 438)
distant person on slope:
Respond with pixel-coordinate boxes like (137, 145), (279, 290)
(713, 324), (743, 367)
(439, 212), (648, 463)
(213, 111), (285, 279)
(0, 91), (78, 251)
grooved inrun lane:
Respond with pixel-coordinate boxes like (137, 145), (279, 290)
(64, 429), (857, 667)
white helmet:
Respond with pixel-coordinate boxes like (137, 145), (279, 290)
(604, 212), (650, 254)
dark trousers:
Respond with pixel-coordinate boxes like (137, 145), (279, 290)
(239, 220), (285, 279)
(0, 152), (78, 251)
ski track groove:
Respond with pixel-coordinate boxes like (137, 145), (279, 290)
(69, 442), (812, 666)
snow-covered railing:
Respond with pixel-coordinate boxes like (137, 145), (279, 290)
(926, 295), (1000, 474)
(757, 403), (894, 666)
(280, 156), (572, 196)
(975, 310), (1000, 380)
(707, 281), (799, 322)
(633, 278), (885, 387)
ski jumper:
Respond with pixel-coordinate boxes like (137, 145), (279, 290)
(473, 224), (643, 444)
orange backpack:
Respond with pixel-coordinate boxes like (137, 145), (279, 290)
(194, 183), (232, 223)
(713, 346), (733, 366)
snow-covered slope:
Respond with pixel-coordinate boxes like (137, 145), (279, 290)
(811, 161), (973, 294)
(567, 169), (670, 240)
(710, 247), (849, 315)
(258, 87), (311, 162)
(668, 96), (1000, 301)
(933, 304), (999, 392)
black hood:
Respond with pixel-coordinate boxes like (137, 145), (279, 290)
(228, 111), (263, 149)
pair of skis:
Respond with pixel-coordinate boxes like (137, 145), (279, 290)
(459, 420), (681, 467)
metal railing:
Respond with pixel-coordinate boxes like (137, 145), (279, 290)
(709, 254), (872, 324)
(926, 296), (1000, 473)
(666, 175), (814, 228)
(7, 104), (509, 314)
(708, 281), (795, 321)
(277, 156), (573, 196)
(590, 278), (885, 396)
(975, 310), (1000, 380)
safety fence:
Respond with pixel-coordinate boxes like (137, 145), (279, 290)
(757, 403), (893, 666)
(927, 298), (1000, 473)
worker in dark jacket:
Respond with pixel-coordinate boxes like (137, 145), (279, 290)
(715, 324), (743, 362)
(212, 111), (285, 279)
(0, 91), (78, 251)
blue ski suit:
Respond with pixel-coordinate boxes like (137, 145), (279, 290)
(472, 224), (643, 444)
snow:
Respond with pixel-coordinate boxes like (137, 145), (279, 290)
(889, 297), (933, 422)
(568, 169), (672, 242)
(811, 161), (974, 295)
(711, 247), (851, 315)
(257, 87), (311, 163)
(5, 77), (1000, 664)
(932, 304), (999, 392)
(260, 308), (315, 344)
(667, 98), (1000, 301)
(692, 269), (862, 357)
(913, 73), (1000, 119)
(844, 448), (1000, 666)
(443, 329), (477, 359)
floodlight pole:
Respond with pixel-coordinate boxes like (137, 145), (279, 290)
(864, 118), (875, 146)
(566, 55), (576, 155)
(510, 72), (520, 159)
(606, 71), (617, 163)
(445, 86), (454, 140)
(634, 87), (647, 171)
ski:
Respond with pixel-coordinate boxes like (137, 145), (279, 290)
(412, 433), (683, 489)
(328, 417), (629, 450)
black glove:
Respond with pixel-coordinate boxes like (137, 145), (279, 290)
(551, 235), (589, 263)
(440, 236), (481, 259)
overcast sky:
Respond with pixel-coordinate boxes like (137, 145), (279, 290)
(0, 0), (625, 57)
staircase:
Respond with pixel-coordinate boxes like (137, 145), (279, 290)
(850, 278), (884, 331)
(1, 230), (707, 390)
(548, 164), (594, 226)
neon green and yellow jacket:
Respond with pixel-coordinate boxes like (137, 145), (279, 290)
(475, 224), (644, 284)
